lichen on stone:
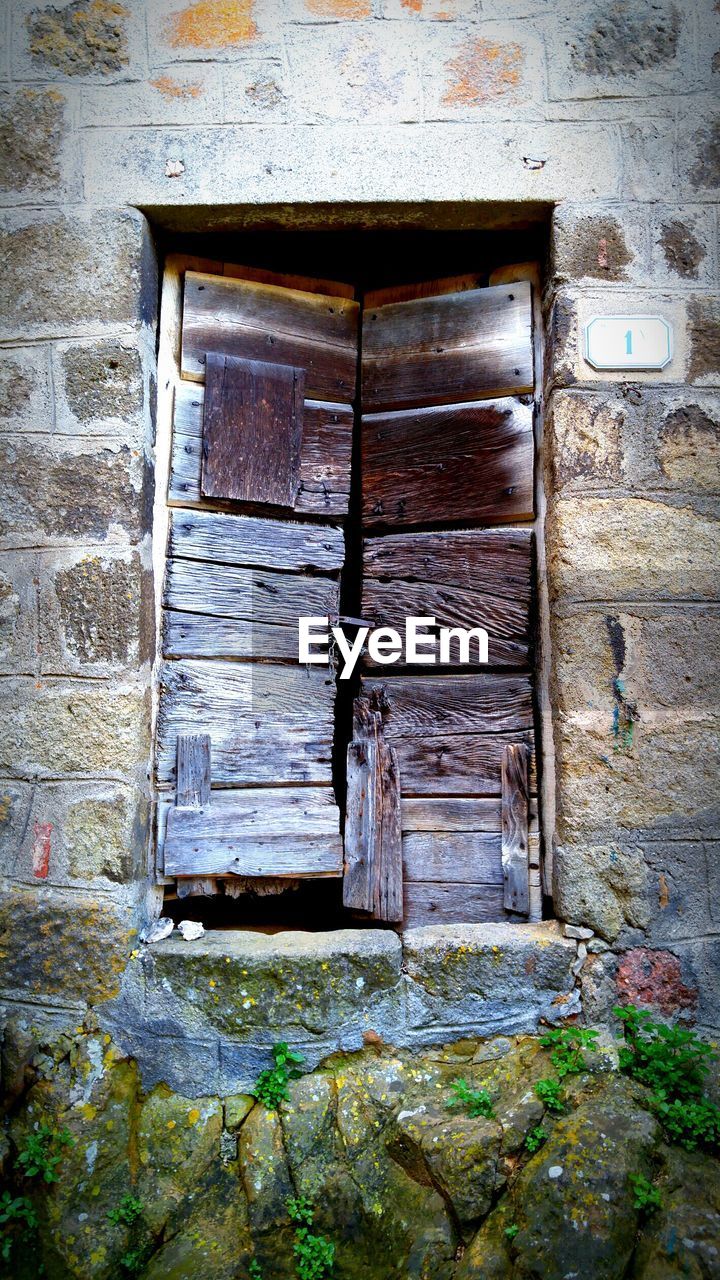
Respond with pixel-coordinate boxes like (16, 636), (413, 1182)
(27, 0), (129, 77)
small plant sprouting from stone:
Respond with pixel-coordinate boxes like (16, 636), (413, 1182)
(253, 1043), (305, 1111)
(539, 1026), (599, 1078)
(119, 1246), (146, 1275)
(447, 1078), (494, 1119)
(504, 1223), (519, 1242)
(287, 1196), (335, 1280)
(534, 1078), (565, 1115)
(629, 1173), (662, 1214)
(108, 1194), (144, 1227)
(17, 1123), (74, 1183)
(248, 1259), (264, 1280)
(615, 1004), (720, 1153)
(525, 1125), (547, 1153)
(0, 1191), (38, 1263)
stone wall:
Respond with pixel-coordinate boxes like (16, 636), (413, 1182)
(0, 0), (718, 1071)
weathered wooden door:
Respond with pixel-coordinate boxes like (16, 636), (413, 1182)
(345, 275), (541, 928)
(156, 262), (358, 894)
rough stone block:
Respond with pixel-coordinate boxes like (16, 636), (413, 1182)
(0, 208), (156, 341)
(147, 0), (280, 65)
(284, 25), (422, 122)
(678, 107), (720, 197)
(649, 206), (716, 287)
(140, 929), (404, 1042)
(53, 336), (146, 434)
(0, 885), (133, 1005)
(37, 547), (152, 675)
(549, 289), (688, 387)
(554, 842), (653, 943)
(688, 296), (720, 385)
(0, 551), (39, 675)
(284, 0), (375, 19)
(546, 3), (697, 102)
(620, 120), (680, 202)
(0, 679), (150, 778)
(422, 24), (544, 121)
(546, 494), (720, 601)
(382, 0), (476, 17)
(402, 923), (577, 1032)
(12, 0), (146, 81)
(221, 60), (290, 123)
(550, 204), (648, 285)
(80, 66), (224, 125)
(631, 389), (720, 492)
(0, 87), (78, 203)
(0, 435), (148, 549)
(545, 390), (627, 491)
(0, 778), (144, 886)
(0, 345), (54, 434)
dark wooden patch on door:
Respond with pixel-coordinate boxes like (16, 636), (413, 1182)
(201, 352), (305, 508)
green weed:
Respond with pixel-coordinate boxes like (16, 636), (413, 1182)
(287, 1196), (335, 1280)
(108, 1194), (144, 1227)
(504, 1223), (519, 1241)
(629, 1173), (662, 1214)
(17, 1124), (74, 1184)
(534, 1078), (565, 1115)
(0, 1192), (38, 1264)
(539, 1026), (599, 1078)
(525, 1125), (547, 1153)
(447, 1078), (494, 1119)
(253, 1043), (305, 1111)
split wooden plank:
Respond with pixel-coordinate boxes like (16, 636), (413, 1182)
(501, 742), (530, 916)
(403, 832), (502, 885)
(343, 702), (403, 923)
(401, 797), (539, 832)
(181, 271), (359, 403)
(164, 557), (338, 627)
(363, 273), (487, 309)
(170, 385), (353, 518)
(201, 353), (305, 508)
(362, 673), (534, 739)
(392, 731), (536, 797)
(164, 821), (343, 878)
(361, 578), (530, 669)
(221, 261), (355, 299)
(175, 733), (214, 896)
(363, 528), (532, 605)
(169, 508), (344, 574)
(362, 282), (533, 411)
(361, 398), (534, 529)
(403, 883), (506, 928)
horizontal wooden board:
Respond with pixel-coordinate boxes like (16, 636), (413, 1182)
(157, 659), (335, 786)
(362, 674), (534, 739)
(165, 827), (343, 878)
(171, 384), (352, 517)
(361, 579), (530, 669)
(362, 398), (534, 529)
(169, 508), (344, 573)
(221, 262), (355, 300)
(363, 273), (486, 309)
(181, 271), (359, 402)
(163, 610), (300, 661)
(362, 282), (533, 411)
(165, 557), (338, 627)
(403, 831), (502, 884)
(363, 528), (532, 603)
(401, 797), (538, 831)
(392, 731), (536, 797)
(403, 882), (507, 928)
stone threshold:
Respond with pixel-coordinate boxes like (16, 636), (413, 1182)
(100, 922), (582, 1097)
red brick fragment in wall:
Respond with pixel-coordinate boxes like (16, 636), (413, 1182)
(616, 947), (698, 1017)
(150, 75), (203, 99)
(32, 821), (52, 879)
(442, 38), (524, 107)
(165, 0), (257, 48)
(305, 0), (372, 16)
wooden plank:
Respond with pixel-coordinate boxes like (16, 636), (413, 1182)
(362, 673), (534, 739)
(163, 610), (300, 661)
(343, 704), (403, 923)
(362, 398), (534, 529)
(361, 578), (530, 669)
(363, 273), (486, 309)
(156, 659), (335, 786)
(170, 386), (352, 518)
(222, 261), (355, 299)
(181, 271), (359, 402)
(362, 282), (533, 411)
(176, 733), (211, 807)
(501, 742), (530, 915)
(363, 528), (532, 604)
(401, 796), (538, 831)
(165, 821), (343, 878)
(164, 557), (338, 627)
(403, 832), (502, 884)
(393, 731), (535, 797)
(403, 882), (507, 928)
(169, 508), (344, 573)
(201, 353), (305, 508)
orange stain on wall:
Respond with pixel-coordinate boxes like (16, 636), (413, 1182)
(400, 0), (424, 11)
(442, 38), (524, 106)
(150, 74), (203, 98)
(165, 0), (257, 48)
(305, 0), (373, 15)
